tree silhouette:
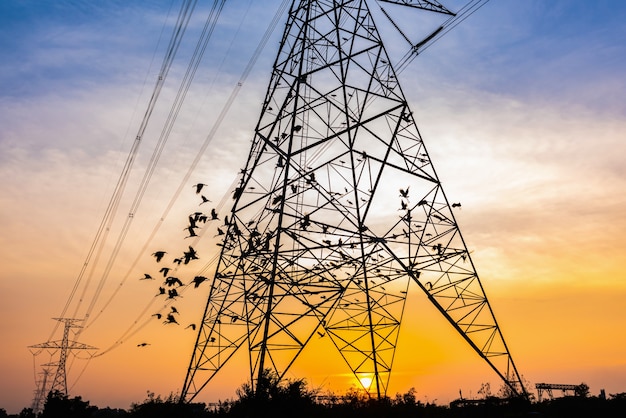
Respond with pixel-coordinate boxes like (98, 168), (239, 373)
(40, 390), (96, 418)
(224, 369), (320, 417)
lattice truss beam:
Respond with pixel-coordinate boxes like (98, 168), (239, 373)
(182, 0), (524, 400)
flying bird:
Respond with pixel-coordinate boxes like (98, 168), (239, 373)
(170, 306), (179, 315)
(200, 195), (211, 205)
(185, 226), (198, 238)
(192, 276), (208, 288)
(164, 314), (179, 325)
(152, 251), (166, 262)
(168, 289), (179, 299)
(183, 246), (199, 264)
(185, 324), (196, 331)
(165, 276), (184, 287)
(210, 208), (219, 220)
(156, 287), (166, 296)
(152, 313), (162, 319)
(159, 267), (170, 277)
(137, 342), (150, 347)
(399, 187), (410, 198)
(193, 183), (207, 194)
(140, 273), (153, 280)
(452, 202), (462, 208)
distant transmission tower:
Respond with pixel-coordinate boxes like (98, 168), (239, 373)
(30, 365), (53, 414)
(182, 0), (525, 400)
(29, 318), (97, 402)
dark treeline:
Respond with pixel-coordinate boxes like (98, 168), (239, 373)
(4, 372), (626, 418)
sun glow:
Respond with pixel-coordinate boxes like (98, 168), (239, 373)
(359, 376), (373, 389)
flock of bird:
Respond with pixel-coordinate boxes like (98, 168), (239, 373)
(136, 183), (221, 347)
(134, 177), (463, 348)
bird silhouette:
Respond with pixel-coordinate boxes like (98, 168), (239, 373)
(141, 273), (153, 280)
(192, 276), (208, 288)
(164, 314), (179, 325)
(168, 289), (179, 299)
(210, 208), (219, 220)
(452, 202), (462, 208)
(185, 324), (196, 331)
(159, 267), (170, 277)
(152, 313), (162, 319)
(184, 246), (199, 264)
(156, 287), (166, 296)
(193, 183), (207, 194)
(170, 306), (179, 315)
(137, 342), (150, 347)
(200, 195), (211, 205)
(399, 187), (410, 198)
(272, 194), (283, 205)
(184, 226), (198, 238)
(165, 276), (184, 287)
(152, 251), (166, 262)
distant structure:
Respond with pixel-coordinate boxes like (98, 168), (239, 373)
(181, 0), (526, 401)
(30, 365), (53, 413)
(29, 318), (97, 413)
(535, 383), (589, 402)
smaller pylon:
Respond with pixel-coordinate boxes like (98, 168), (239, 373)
(30, 364), (53, 414)
(29, 318), (97, 398)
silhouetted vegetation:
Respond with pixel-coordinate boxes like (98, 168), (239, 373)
(4, 377), (626, 418)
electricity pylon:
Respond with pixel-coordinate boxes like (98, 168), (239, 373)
(182, 0), (525, 401)
(29, 318), (97, 398)
(30, 365), (53, 414)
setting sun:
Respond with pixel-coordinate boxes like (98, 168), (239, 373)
(359, 377), (373, 390)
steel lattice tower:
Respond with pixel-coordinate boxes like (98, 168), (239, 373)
(182, 0), (525, 400)
(29, 318), (97, 398)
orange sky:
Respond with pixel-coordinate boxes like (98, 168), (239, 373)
(1, 0), (625, 414)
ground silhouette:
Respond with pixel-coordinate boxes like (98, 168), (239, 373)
(4, 374), (625, 417)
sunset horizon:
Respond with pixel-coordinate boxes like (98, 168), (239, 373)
(1, 1), (625, 415)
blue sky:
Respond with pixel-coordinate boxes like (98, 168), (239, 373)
(1, 0), (626, 414)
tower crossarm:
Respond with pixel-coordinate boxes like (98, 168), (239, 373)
(377, 0), (456, 15)
(29, 340), (97, 350)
